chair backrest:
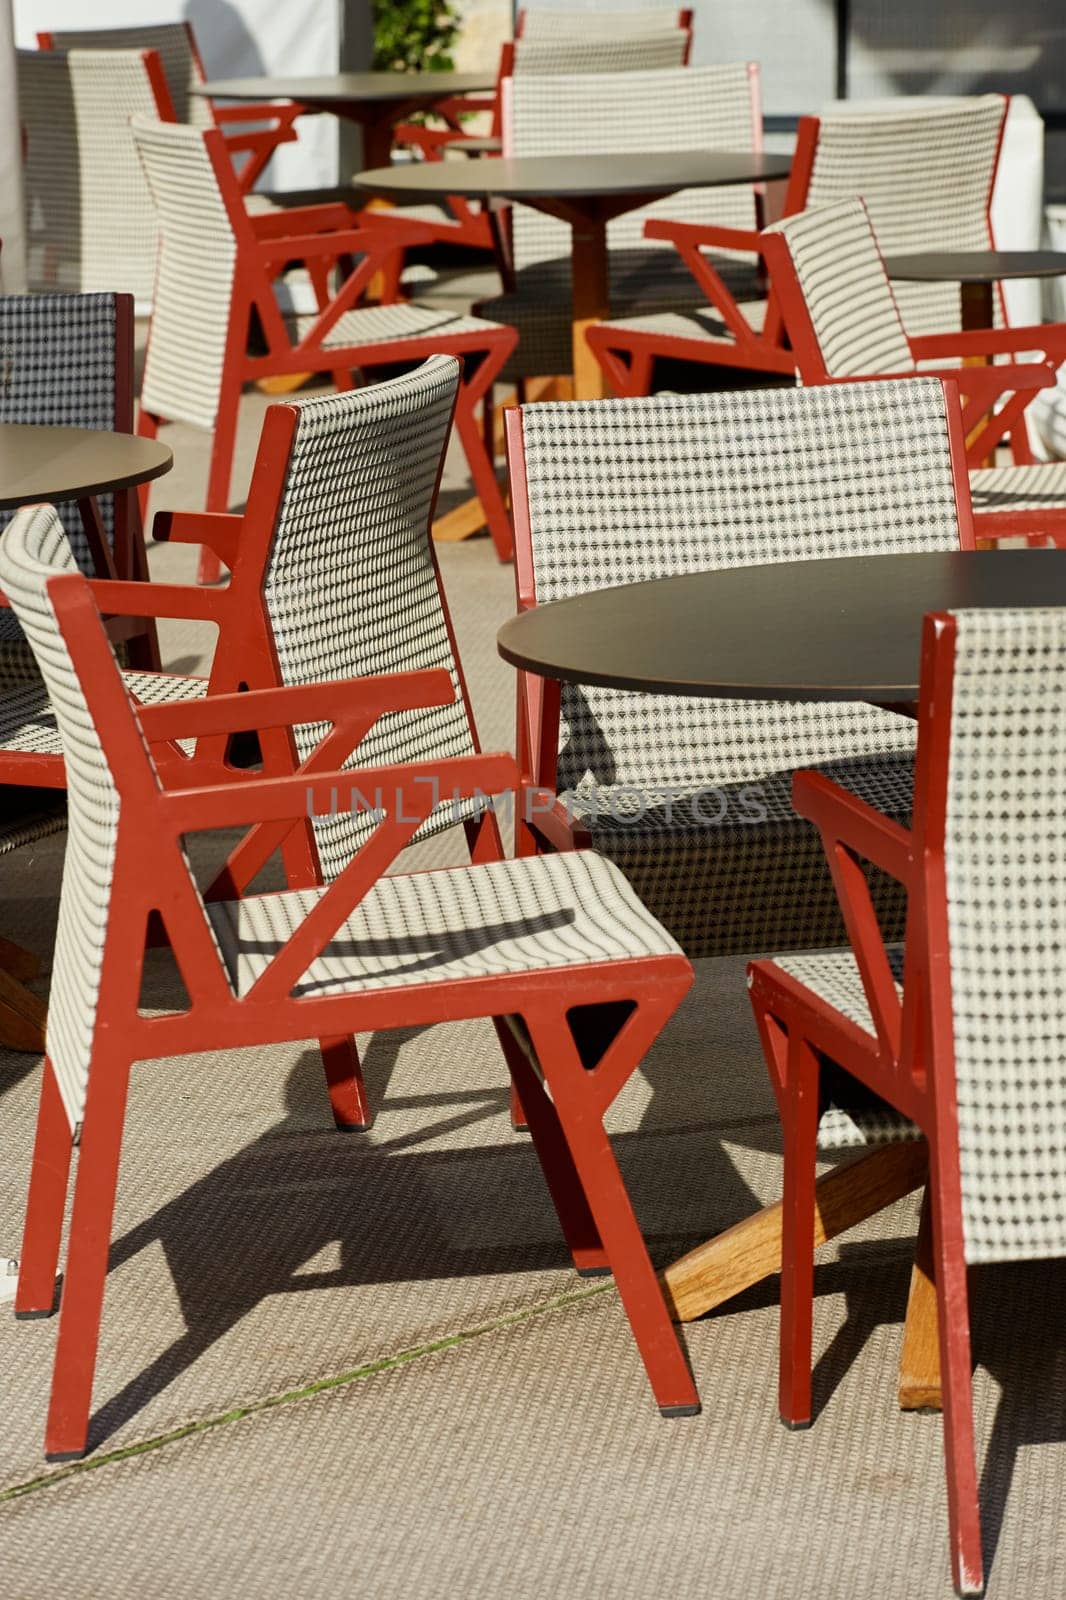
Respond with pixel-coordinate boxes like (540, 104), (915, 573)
(39, 22), (212, 126)
(765, 198), (914, 379)
(0, 293), (131, 578)
(0, 507), (134, 1128)
(132, 117), (245, 433)
(519, 7), (689, 37)
(510, 30), (688, 73)
(510, 379), (972, 800)
(920, 606), (1066, 1266)
(257, 357), (480, 878)
(504, 63), (760, 272)
(18, 48), (172, 308)
(791, 97), (1007, 335)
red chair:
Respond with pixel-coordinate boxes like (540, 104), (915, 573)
(7, 499), (701, 1461)
(748, 603), (1066, 1597)
(588, 95), (1007, 396)
(131, 117), (517, 577)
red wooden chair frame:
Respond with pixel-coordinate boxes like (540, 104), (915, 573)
(14, 559), (699, 1460)
(760, 219), (1066, 543)
(36, 25), (302, 195)
(586, 102), (1007, 398)
(747, 611), (1004, 1598)
(135, 126), (517, 578)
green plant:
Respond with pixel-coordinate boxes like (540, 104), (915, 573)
(372, 0), (461, 73)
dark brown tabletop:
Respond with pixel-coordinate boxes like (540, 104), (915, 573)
(198, 72), (494, 106)
(0, 425), (172, 510)
(497, 551), (1066, 703)
(884, 250), (1066, 284)
(356, 150), (794, 203)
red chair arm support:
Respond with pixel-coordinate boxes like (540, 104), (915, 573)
(518, 786), (585, 851)
(911, 323), (1066, 362)
(160, 750), (522, 833)
(211, 101), (305, 124)
(86, 578), (230, 625)
(136, 669), (456, 743)
(222, 128), (299, 157)
(643, 218), (764, 255)
(792, 770), (914, 884)
(151, 510), (243, 569)
(249, 203), (355, 238)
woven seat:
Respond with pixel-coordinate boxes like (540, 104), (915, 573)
(969, 460), (1066, 514)
(0, 670), (205, 759)
(508, 378), (974, 960)
(208, 851), (679, 999)
(475, 63), (762, 383)
(288, 303), (507, 350)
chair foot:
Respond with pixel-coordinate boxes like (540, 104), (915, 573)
(334, 1115), (374, 1133)
(659, 1402), (701, 1419)
(15, 1307), (55, 1320)
(576, 1264), (612, 1278)
(45, 1448), (88, 1463)
(780, 1416), (813, 1432)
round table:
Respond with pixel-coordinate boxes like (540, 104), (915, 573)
(198, 72), (496, 170)
(357, 150), (793, 398)
(0, 424), (172, 581)
(497, 549), (1066, 704)
(884, 249), (1066, 333)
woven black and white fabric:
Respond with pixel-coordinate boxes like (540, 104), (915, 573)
(767, 200), (915, 377)
(520, 379), (963, 956)
(476, 63), (760, 380)
(944, 607), (1066, 1265)
(521, 7), (686, 37)
(0, 668), (206, 759)
(44, 23), (213, 126)
(19, 49), (167, 309)
(0, 506), (215, 1130)
(0, 293), (122, 580)
(756, 947), (919, 1152)
(803, 98), (1006, 337)
(207, 848), (682, 999)
(263, 358), (480, 880)
(512, 31), (688, 73)
(969, 461), (1066, 517)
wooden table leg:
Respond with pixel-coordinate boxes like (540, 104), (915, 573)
(659, 1139), (928, 1323)
(570, 214), (610, 401)
(0, 938), (46, 1054)
(961, 279), (997, 475)
(898, 1183), (943, 1411)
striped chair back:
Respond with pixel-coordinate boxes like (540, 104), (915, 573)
(797, 97), (1006, 335)
(935, 606), (1066, 1265)
(505, 63), (759, 273)
(511, 31), (688, 73)
(261, 358), (479, 878)
(766, 199), (914, 377)
(18, 48), (170, 308)
(520, 7), (688, 37)
(517, 380), (967, 803)
(40, 22), (212, 126)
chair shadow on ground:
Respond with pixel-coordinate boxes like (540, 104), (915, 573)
(78, 1004), (774, 1453)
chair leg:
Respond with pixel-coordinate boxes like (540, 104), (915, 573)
(43, 1051), (133, 1461)
(453, 386), (513, 562)
(14, 1061), (73, 1320)
(929, 1164), (984, 1597)
(492, 1019), (606, 1274)
(525, 1008), (699, 1415)
(778, 1031), (820, 1429)
(135, 410), (160, 533)
(318, 1034), (373, 1131)
(200, 375), (242, 586)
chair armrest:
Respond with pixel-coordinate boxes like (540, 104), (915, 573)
(223, 127), (300, 157)
(792, 770), (913, 885)
(249, 203), (355, 238)
(911, 323), (1066, 362)
(643, 218), (763, 255)
(151, 510), (243, 571)
(136, 669), (456, 744)
(86, 578), (230, 626)
(160, 749), (521, 833)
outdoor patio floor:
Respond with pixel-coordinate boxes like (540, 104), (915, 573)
(1, 324), (1064, 1599)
